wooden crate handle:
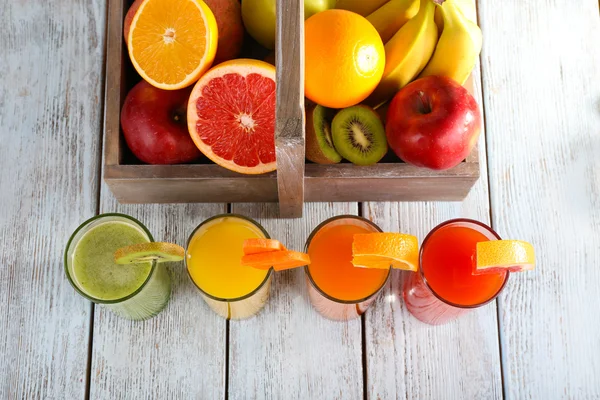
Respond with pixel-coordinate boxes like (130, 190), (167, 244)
(275, 0), (305, 218)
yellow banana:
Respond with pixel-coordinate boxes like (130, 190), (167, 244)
(367, 0), (420, 43)
(335, 0), (389, 17)
(419, 0), (482, 85)
(365, 0), (438, 108)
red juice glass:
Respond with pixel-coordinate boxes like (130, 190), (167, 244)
(403, 219), (509, 325)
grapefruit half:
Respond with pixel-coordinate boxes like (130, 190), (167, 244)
(187, 59), (277, 174)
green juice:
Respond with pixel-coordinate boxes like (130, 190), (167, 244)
(66, 215), (171, 320)
(72, 221), (152, 300)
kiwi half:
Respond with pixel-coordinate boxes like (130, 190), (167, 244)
(331, 105), (388, 166)
(305, 102), (342, 164)
(114, 242), (185, 264)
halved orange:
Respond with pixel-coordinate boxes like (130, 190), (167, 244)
(352, 233), (419, 271)
(187, 59), (277, 174)
(243, 239), (286, 255)
(475, 240), (535, 274)
(127, 0), (218, 90)
(242, 250), (310, 272)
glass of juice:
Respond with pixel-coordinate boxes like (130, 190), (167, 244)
(305, 216), (390, 321)
(64, 213), (172, 320)
(186, 214), (272, 320)
(403, 219), (509, 325)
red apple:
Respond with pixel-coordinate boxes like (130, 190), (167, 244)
(124, 0), (244, 64)
(386, 76), (481, 170)
(121, 80), (201, 164)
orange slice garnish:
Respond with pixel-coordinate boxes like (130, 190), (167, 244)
(128, 0), (218, 90)
(352, 233), (419, 271)
(242, 250), (311, 272)
(243, 239), (286, 255)
(475, 240), (535, 274)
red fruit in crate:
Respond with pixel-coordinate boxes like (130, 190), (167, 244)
(187, 59), (277, 174)
(124, 0), (244, 64)
(121, 80), (201, 164)
(386, 76), (481, 170)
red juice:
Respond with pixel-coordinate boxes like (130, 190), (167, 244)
(404, 219), (508, 325)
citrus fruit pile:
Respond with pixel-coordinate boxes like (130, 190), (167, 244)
(120, 0), (277, 174)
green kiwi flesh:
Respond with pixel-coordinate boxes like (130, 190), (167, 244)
(305, 103), (342, 164)
(331, 105), (388, 166)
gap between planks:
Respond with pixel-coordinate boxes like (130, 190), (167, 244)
(85, 0), (110, 397)
(473, 1), (507, 398)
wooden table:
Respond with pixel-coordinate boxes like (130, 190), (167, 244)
(1, 0), (599, 398)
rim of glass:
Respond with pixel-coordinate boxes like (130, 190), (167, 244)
(419, 218), (510, 309)
(304, 215), (391, 305)
(185, 213), (273, 303)
(64, 213), (157, 304)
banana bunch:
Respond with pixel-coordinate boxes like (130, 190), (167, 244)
(335, 0), (482, 108)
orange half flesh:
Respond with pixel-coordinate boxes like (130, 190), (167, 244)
(352, 233), (419, 271)
(475, 240), (535, 274)
(128, 0), (218, 89)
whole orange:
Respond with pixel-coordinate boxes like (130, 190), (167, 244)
(305, 10), (385, 108)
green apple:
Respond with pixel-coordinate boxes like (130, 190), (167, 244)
(242, 0), (336, 50)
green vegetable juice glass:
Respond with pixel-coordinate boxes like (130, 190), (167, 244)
(64, 213), (171, 320)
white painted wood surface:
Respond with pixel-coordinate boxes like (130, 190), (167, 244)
(363, 56), (503, 399)
(0, 0), (105, 398)
(228, 203), (364, 399)
(480, 0), (600, 398)
(89, 187), (227, 399)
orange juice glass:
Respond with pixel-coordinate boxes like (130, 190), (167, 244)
(186, 214), (273, 320)
(403, 219), (509, 325)
(305, 216), (390, 321)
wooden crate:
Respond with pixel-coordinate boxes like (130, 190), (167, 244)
(104, 0), (481, 218)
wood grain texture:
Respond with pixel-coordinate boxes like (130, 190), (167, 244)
(228, 203), (364, 400)
(275, 0), (306, 218)
(480, 0), (600, 397)
(363, 53), (503, 398)
(89, 186), (227, 399)
(0, 0), (105, 397)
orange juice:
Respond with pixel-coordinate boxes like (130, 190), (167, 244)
(186, 215), (272, 319)
(305, 216), (389, 320)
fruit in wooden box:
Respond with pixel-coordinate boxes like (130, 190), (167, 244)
(366, 0), (420, 44)
(365, 0), (438, 108)
(242, 0), (335, 50)
(124, 0), (243, 64)
(121, 81), (201, 164)
(305, 10), (385, 108)
(126, 0), (218, 90)
(331, 105), (387, 166)
(334, 0), (388, 16)
(187, 59), (277, 174)
(385, 76), (481, 170)
(419, 0), (482, 85)
(305, 103), (341, 164)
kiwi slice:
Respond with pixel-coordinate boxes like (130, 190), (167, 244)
(305, 102), (342, 164)
(331, 105), (388, 166)
(114, 242), (185, 264)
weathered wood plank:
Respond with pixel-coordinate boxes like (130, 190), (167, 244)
(364, 45), (503, 399)
(0, 0), (105, 398)
(228, 203), (364, 399)
(89, 187), (227, 399)
(274, 0), (306, 217)
(480, 0), (600, 397)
